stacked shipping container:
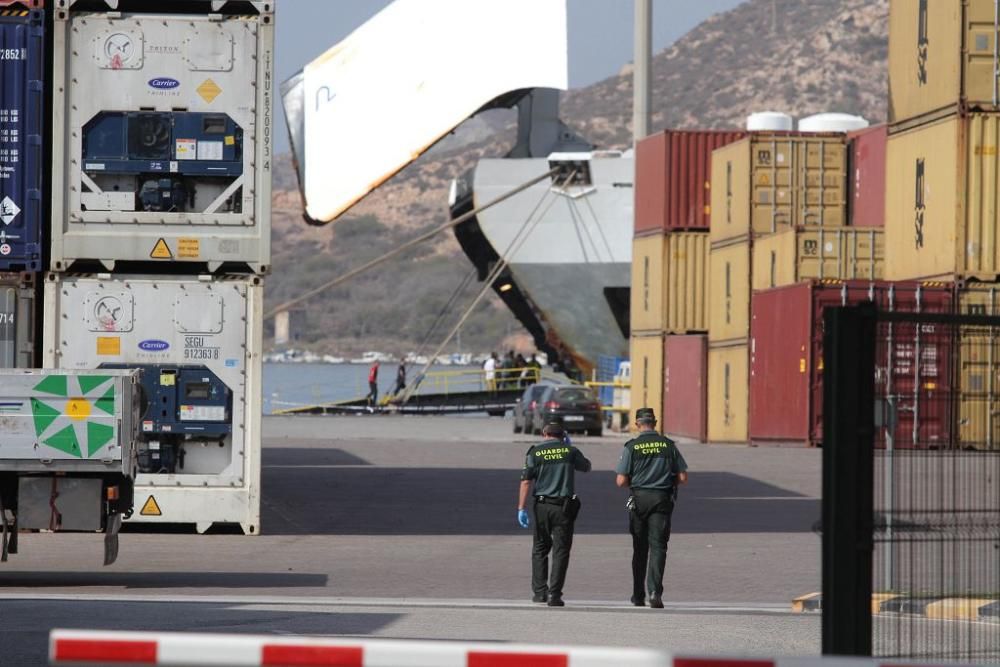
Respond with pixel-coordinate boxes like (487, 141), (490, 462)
(629, 130), (743, 437)
(0, 1), (45, 371)
(884, 0), (1000, 449)
(39, 1), (274, 532)
(707, 131), (884, 442)
(749, 280), (954, 447)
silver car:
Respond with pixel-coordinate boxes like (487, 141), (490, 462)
(512, 384), (550, 434)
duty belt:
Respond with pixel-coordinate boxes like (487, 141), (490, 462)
(536, 495), (574, 504)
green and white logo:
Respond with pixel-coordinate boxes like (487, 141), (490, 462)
(31, 375), (116, 458)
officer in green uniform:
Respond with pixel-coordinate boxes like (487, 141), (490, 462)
(616, 407), (688, 608)
(517, 419), (592, 607)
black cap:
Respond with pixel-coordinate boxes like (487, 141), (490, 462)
(542, 418), (565, 437)
(635, 407), (656, 422)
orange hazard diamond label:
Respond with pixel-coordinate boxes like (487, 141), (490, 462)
(140, 495), (162, 516)
(197, 79), (222, 104)
(150, 238), (172, 260)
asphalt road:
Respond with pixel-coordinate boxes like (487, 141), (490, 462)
(2, 415), (829, 662)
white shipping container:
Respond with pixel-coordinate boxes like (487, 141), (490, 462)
(43, 273), (263, 535)
(50, 1), (274, 274)
(0, 272), (38, 369)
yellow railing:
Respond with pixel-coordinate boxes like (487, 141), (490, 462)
(582, 380), (631, 413)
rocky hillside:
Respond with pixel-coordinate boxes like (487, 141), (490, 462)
(562, 0), (888, 145)
(267, 0), (889, 356)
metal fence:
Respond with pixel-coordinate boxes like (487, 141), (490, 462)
(823, 306), (1000, 660)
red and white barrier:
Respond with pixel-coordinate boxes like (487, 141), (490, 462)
(50, 631), (997, 667)
(49, 630), (669, 666)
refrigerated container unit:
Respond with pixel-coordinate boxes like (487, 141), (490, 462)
(707, 340), (749, 443)
(43, 273), (263, 534)
(0, 270), (37, 368)
(629, 333), (664, 421)
(748, 280), (955, 448)
(49, 0), (274, 274)
(630, 232), (709, 334)
(888, 0), (1000, 128)
(0, 1), (44, 271)
(708, 237), (751, 342)
(751, 226), (884, 291)
(663, 334), (707, 442)
(709, 133), (847, 245)
(847, 124), (887, 228)
(886, 113), (1000, 282)
(634, 129), (746, 236)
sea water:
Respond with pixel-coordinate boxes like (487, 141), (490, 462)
(264, 363), (488, 414)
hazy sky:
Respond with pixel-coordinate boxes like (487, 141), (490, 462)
(275, 0), (745, 152)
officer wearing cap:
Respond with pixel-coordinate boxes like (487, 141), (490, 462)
(615, 407), (688, 608)
(517, 419), (592, 607)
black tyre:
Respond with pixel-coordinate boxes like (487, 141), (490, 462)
(487, 409), (505, 417)
(587, 427), (603, 437)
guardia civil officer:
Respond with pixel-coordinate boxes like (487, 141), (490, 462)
(517, 420), (592, 607)
(616, 407), (688, 608)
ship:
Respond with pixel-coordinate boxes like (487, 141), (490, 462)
(450, 89), (633, 378)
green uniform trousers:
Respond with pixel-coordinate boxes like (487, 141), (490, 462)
(532, 500), (576, 598)
(629, 489), (675, 599)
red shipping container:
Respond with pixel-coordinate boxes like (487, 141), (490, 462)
(847, 124), (887, 228)
(663, 334), (708, 441)
(749, 280), (954, 447)
(634, 129), (746, 236)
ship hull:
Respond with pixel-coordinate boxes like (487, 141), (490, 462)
(454, 154), (633, 376)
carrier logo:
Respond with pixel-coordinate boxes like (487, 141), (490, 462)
(914, 158), (926, 249)
(148, 77), (180, 90)
(138, 339), (170, 352)
(917, 0), (929, 85)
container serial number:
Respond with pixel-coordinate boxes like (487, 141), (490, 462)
(184, 348), (220, 360)
(0, 49), (25, 61)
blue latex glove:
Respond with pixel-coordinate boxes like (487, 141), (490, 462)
(517, 509), (530, 528)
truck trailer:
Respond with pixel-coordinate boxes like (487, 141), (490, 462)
(0, 368), (143, 565)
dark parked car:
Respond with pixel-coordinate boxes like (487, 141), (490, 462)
(513, 384), (550, 434)
(534, 385), (603, 437)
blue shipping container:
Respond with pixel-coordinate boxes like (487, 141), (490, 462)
(0, 5), (43, 272)
(596, 355), (625, 406)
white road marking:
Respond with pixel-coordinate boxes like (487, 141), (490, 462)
(0, 592), (794, 614)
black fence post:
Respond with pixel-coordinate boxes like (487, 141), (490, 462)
(822, 303), (876, 656)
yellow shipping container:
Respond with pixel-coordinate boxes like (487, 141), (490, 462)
(630, 234), (668, 333)
(751, 227), (885, 291)
(666, 232), (710, 333)
(630, 232), (710, 334)
(709, 135), (846, 244)
(957, 283), (1000, 450)
(885, 113), (1000, 281)
(630, 333), (665, 419)
(889, 0), (1000, 126)
(707, 341), (749, 443)
(709, 238), (751, 342)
